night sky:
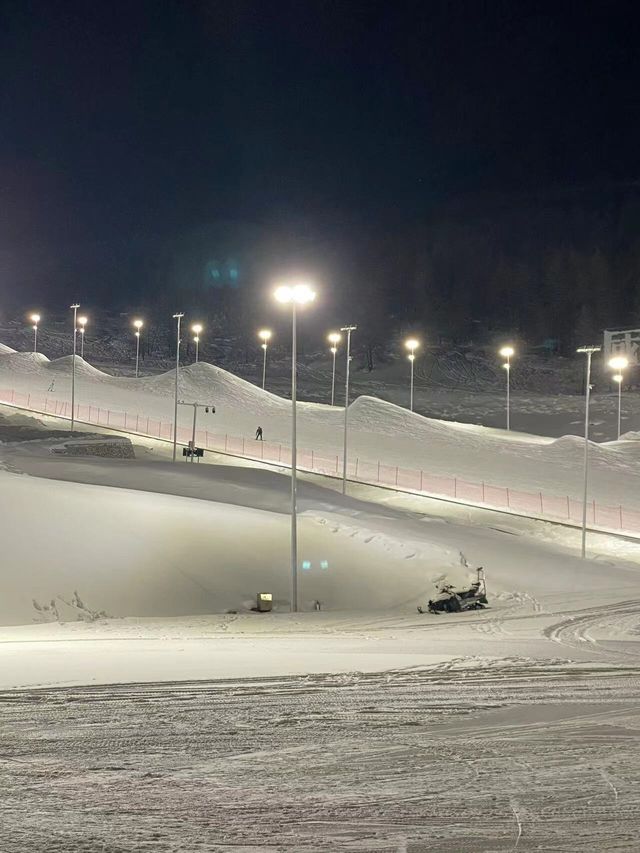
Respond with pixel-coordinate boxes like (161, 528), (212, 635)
(1, 0), (639, 307)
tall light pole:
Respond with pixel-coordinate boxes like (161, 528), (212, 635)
(608, 355), (628, 440)
(341, 325), (357, 495)
(133, 319), (143, 378)
(499, 345), (515, 430)
(328, 332), (341, 405)
(172, 313), (184, 462)
(78, 316), (87, 359)
(30, 313), (40, 353)
(274, 283), (316, 612)
(192, 323), (203, 363)
(70, 304), (80, 432)
(258, 329), (272, 389)
(405, 338), (419, 412)
(577, 345), (601, 558)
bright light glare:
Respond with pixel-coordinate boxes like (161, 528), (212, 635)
(405, 338), (419, 351)
(328, 332), (341, 345)
(258, 329), (272, 342)
(30, 313), (40, 323)
(609, 356), (629, 370)
(613, 373), (623, 383)
(78, 316), (88, 326)
(330, 346), (337, 354)
(193, 335), (200, 343)
(192, 323), (203, 334)
(134, 319), (143, 330)
(499, 345), (514, 358)
(502, 362), (510, 370)
(274, 283), (316, 304)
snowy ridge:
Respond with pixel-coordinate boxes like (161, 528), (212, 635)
(1, 345), (640, 508)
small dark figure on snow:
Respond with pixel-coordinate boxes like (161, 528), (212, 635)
(255, 426), (263, 441)
(47, 380), (55, 392)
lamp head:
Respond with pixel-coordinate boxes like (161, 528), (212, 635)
(30, 313), (40, 324)
(192, 323), (203, 335)
(499, 345), (514, 358)
(78, 316), (88, 327)
(405, 338), (419, 351)
(274, 282), (316, 304)
(608, 356), (629, 370)
(133, 319), (143, 330)
(258, 329), (272, 342)
(328, 332), (341, 345)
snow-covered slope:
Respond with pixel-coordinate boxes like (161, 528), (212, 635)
(1, 347), (640, 507)
(4, 457), (640, 628)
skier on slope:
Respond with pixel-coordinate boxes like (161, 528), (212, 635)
(47, 380), (55, 392)
(255, 426), (263, 440)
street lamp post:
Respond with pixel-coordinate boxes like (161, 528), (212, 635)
(30, 314), (40, 353)
(274, 283), (316, 612)
(341, 325), (357, 495)
(328, 332), (341, 405)
(70, 304), (80, 432)
(78, 316), (87, 359)
(258, 329), (272, 390)
(608, 356), (629, 440)
(577, 345), (601, 558)
(172, 313), (184, 462)
(133, 319), (143, 378)
(192, 324), (203, 363)
(405, 338), (419, 412)
(499, 346), (515, 430)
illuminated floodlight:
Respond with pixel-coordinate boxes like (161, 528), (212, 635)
(328, 332), (341, 345)
(499, 345), (514, 358)
(274, 283), (316, 304)
(608, 356), (629, 371)
(613, 373), (623, 383)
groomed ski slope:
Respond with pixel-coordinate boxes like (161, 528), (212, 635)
(1, 346), (640, 507)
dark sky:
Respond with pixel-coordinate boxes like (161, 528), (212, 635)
(1, 0), (639, 304)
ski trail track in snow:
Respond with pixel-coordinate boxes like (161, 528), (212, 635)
(3, 663), (640, 852)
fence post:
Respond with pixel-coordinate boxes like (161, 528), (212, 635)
(107, 410), (110, 425)
(278, 444), (282, 462)
(539, 492), (544, 514)
(482, 482), (485, 502)
(566, 495), (570, 518)
(506, 487), (510, 508)
(27, 393), (31, 407)
(454, 478), (458, 498)
(593, 499), (596, 525)
(395, 466), (398, 486)
(355, 458), (359, 477)
(311, 450), (314, 468)
(420, 470), (423, 491)
(619, 505), (623, 529)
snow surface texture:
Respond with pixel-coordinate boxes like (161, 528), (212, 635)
(1, 347), (640, 514)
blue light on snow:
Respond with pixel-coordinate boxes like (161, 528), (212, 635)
(320, 560), (329, 570)
(302, 560), (312, 570)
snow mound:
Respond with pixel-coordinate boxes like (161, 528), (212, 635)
(0, 351), (50, 374)
(47, 355), (110, 380)
(0, 342), (16, 354)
